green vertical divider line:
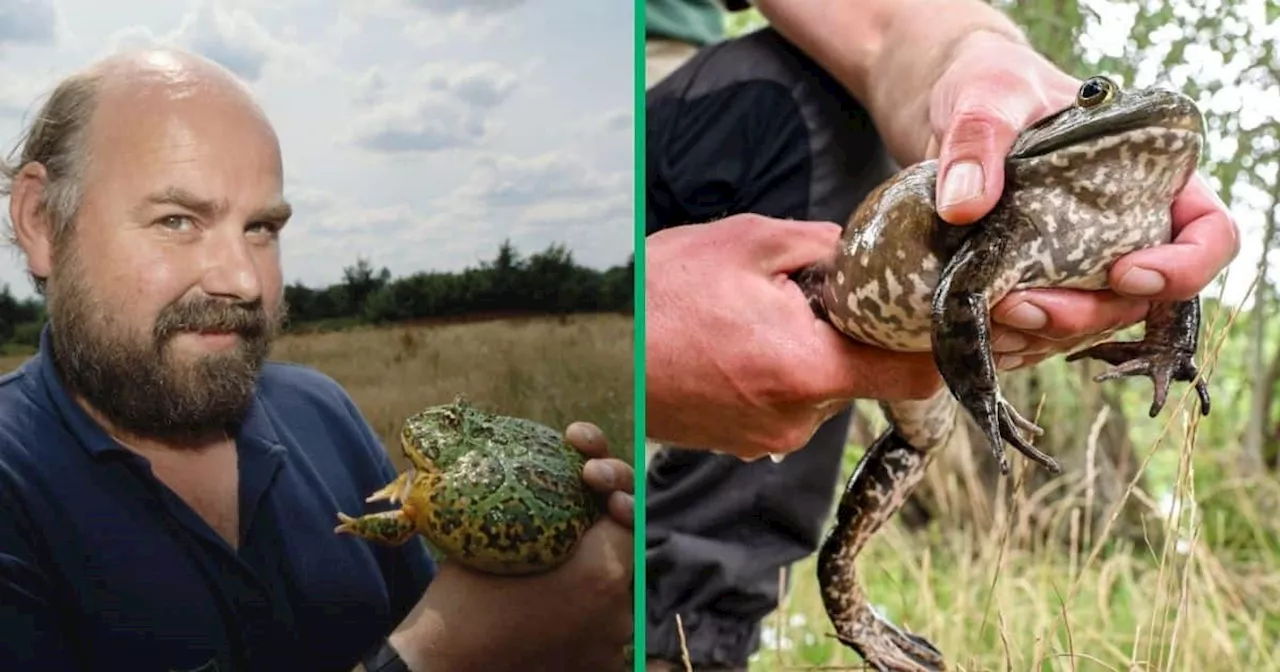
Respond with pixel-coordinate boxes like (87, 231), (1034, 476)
(632, 0), (647, 669)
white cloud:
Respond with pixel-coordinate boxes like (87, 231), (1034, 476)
(350, 89), (494, 153)
(404, 0), (527, 16)
(103, 0), (319, 82)
(459, 151), (626, 207)
(0, 0), (633, 301)
(349, 61), (520, 154)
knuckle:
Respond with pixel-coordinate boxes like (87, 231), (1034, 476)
(1045, 311), (1089, 337)
(1224, 211), (1242, 261)
(590, 556), (631, 593)
(759, 429), (798, 455)
(943, 103), (1013, 148)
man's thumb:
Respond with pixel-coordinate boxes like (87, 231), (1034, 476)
(934, 102), (1022, 225)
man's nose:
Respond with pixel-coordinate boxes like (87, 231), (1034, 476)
(199, 228), (264, 302)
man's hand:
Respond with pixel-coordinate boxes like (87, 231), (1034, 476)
(645, 214), (942, 460)
(752, 0), (1238, 372)
(567, 421), (634, 529)
(924, 32), (1240, 368)
(388, 422), (633, 672)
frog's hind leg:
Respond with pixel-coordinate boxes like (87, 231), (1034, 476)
(931, 232), (1060, 476)
(1066, 298), (1211, 417)
(818, 388), (958, 672)
(334, 509), (418, 546)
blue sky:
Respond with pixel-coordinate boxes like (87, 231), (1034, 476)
(0, 0), (634, 300)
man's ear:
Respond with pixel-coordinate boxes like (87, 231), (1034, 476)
(8, 162), (55, 282)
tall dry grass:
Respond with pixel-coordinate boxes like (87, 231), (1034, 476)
(271, 313), (635, 468)
(745, 445), (1280, 671)
(732, 283), (1280, 671)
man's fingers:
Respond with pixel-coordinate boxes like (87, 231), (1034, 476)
(583, 458), (634, 496)
(1110, 175), (1239, 301)
(805, 324), (943, 401)
(606, 491), (633, 529)
(723, 214), (844, 274)
(993, 289), (1148, 341)
(1170, 172), (1236, 239)
(565, 422), (609, 459)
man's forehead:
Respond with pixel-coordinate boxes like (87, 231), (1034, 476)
(91, 48), (254, 98)
(85, 49), (275, 141)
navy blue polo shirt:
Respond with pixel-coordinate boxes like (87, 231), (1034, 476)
(0, 326), (436, 671)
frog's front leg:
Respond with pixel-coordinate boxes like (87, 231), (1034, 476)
(334, 508), (418, 545)
(931, 231), (1060, 476)
(364, 469), (415, 505)
(1066, 298), (1211, 417)
(818, 388), (958, 672)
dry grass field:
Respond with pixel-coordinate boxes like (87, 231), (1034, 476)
(742, 461), (1280, 672)
(731, 301), (1280, 671)
(0, 313), (635, 469)
(271, 313), (635, 469)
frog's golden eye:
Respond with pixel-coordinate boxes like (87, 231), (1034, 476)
(1077, 76), (1116, 108)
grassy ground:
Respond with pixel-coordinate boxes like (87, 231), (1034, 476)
(741, 464), (1280, 671)
(0, 313), (635, 467)
(714, 301), (1280, 671)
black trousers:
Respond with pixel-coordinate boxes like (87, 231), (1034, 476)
(644, 28), (899, 666)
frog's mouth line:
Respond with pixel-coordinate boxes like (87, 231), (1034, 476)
(1010, 123), (1202, 161)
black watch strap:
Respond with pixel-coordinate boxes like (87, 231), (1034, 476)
(364, 638), (412, 672)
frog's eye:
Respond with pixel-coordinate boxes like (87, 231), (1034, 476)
(1077, 77), (1116, 108)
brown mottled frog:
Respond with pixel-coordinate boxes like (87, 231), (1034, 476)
(793, 75), (1212, 671)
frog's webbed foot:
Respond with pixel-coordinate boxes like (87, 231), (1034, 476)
(1065, 298), (1211, 418)
(931, 239), (1061, 476)
(837, 612), (945, 672)
(820, 393), (958, 672)
(334, 509), (418, 546)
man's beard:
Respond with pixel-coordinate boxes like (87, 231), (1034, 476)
(45, 249), (287, 445)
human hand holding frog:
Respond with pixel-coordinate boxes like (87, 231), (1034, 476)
(917, 32), (1240, 369)
(645, 0), (1239, 461)
(387, 422), (633, 672)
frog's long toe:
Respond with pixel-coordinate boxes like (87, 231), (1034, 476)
(1067, 340), (1210, 417)
(1065, 298), (1211, 418)
(836, 613), (945, 672)
(930, 238), (1060, 475)
(996, 395), (1058, 474)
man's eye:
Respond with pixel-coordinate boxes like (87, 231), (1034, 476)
(159, 215), (195, 230)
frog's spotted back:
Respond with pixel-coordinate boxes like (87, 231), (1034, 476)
(335, 395), (597, 576)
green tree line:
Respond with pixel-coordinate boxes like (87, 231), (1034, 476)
(0, 239), (634, 350)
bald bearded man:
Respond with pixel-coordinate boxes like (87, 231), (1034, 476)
(0, 48), (633, 672)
